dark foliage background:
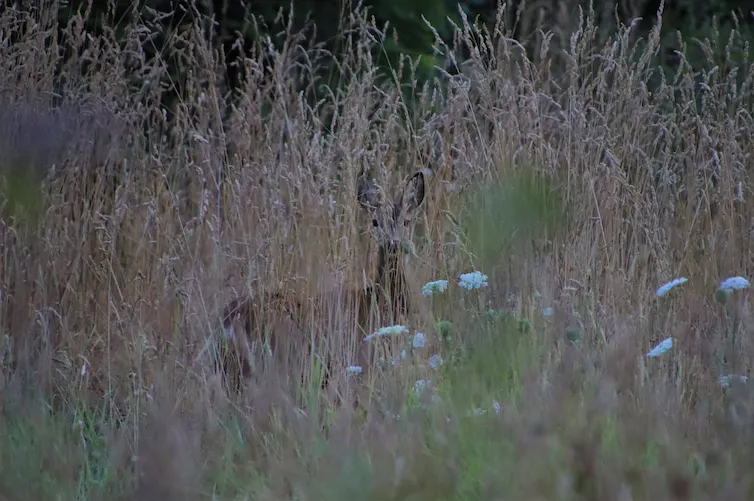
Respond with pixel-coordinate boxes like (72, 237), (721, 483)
(47, 0), (754, 99)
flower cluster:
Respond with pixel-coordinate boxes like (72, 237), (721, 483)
(422, 280), (448, 296)
(458, 271), (488, 290)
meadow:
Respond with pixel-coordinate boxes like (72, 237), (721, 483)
(2, 3), (754, 500)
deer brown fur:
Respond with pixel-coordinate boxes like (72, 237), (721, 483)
(218, 170), (427, 395)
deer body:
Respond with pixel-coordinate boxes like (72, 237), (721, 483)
(219, 170), (427, 395)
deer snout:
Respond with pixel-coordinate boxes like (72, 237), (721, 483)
(398, 240), (415, 255)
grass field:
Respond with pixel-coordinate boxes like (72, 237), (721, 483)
(2, 3), (754, 500)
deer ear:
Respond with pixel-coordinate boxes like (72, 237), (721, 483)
(357, 176), (380, 210)
(403, 171), (426, 212)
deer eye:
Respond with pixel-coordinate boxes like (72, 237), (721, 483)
(372, 219), (379, 227)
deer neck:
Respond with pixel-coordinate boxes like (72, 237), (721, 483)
(374, 244), (409, 318)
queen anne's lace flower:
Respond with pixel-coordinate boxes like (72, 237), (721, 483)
(656, 277), (688, 297)
(428, 354), (443, 371)
(647, 338), (673, 357)
(364, 324), (409, 342)
(422, 280), (449, 296)
(413, 379), (430, 395)
(716, 276), (750, 305)
(391, 350), (408, 366)
(719, 276), (750, 291)
(458, 271), (488, 290)
(492, 400), (502, 415)
(412, 332), (426, 349)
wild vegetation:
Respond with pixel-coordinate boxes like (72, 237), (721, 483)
(2, 1), (754, 500)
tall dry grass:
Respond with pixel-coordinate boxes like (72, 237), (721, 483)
(2, 1), (754, 499)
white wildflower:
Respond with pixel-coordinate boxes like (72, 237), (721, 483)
(720, 374), (748, 388)
(719, 276), (750, 291)
(376, 324), (409, 337)
(428, 354), (444, 371)
(346, 365), (363, 375)
(656, 277), (688, 297)
(716, 277), (750, 305)
(391, 350), (408, 366)
(412, 332), (426, 349)
(492, 400), (502, 415)
(458, 271), (489, 290)
(473, 407), (486, 416)
(364, 324), (409, 342)
(422, 279), (449, 296)
(647, 337), (673, 358)
(413, 379), (430, 395)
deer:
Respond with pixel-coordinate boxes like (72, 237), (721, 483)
(218, 169), (427, 401)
